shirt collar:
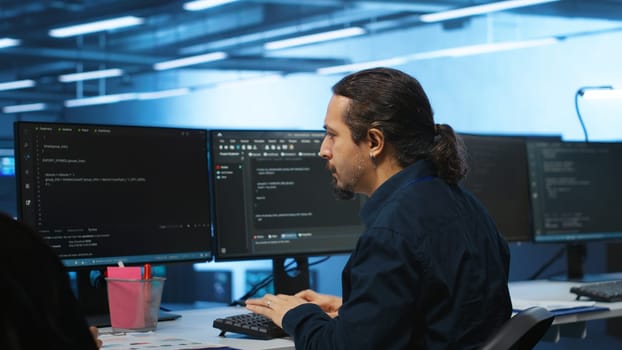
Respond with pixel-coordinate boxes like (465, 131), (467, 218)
(360, 159), (437, 226)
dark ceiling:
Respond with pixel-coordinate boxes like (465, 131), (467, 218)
(1, 0), (622, 110)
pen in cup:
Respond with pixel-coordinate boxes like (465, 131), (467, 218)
(143, 264), (152, 280)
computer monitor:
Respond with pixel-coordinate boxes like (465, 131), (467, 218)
(0, 147), (17, 218)
(209, 130), (365, 294)
(14, 121), (212, 324)
(527, 139), (622, 280)
(0, 148), (14, 176)
(460, 134), (535, 242)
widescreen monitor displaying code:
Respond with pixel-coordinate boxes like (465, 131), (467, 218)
(210, 129), (365, 260)
(14, 122), (212, 267)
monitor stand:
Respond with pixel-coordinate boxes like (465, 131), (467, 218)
(272, 256), (310, 295)
(75, 270), (181, 327)
(549, 243), (622, 282)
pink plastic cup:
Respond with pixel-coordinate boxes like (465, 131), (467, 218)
(106, 277), (166, 332)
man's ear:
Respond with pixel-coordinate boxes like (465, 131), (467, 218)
(368, 128), (384, 158)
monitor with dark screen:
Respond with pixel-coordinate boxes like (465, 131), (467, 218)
(527, 140), (622, 280)
(460, 134), (535, 242)
(209, 130), (365, 294)
(14, 121), (212, 324)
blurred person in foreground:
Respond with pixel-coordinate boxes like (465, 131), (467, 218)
(0, 212), (102, 349)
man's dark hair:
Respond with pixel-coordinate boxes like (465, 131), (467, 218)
(332, 67), (468, 184)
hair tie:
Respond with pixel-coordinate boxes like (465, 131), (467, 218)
(434, 123), (440, 136)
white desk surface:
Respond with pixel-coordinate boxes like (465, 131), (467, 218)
(100, 306), (295, 350)
(99, 280), (622, 349)
(509, 279), (622, 325)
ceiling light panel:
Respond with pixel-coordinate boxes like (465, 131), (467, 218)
(49, 16), (144, 38)
(317, 37), (559, 75)
(65, 93), (137, 108)
(184, 0), (238, 11)
(153, 52), (228, 71)
(59, 69), (124, 83)
(0, 38), (21, 49)
(3, 103), (46, 114)
(0, 79), (35, 91)
(264, 27), (366, 50)
(420, 0), (561, 23)
(137, 88), (190, 100)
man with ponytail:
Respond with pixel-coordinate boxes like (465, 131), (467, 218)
(247, 67), (511, 350)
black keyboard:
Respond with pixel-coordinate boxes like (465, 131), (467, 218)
(570, 280), (622, 302)
(213, 312), (288, 340)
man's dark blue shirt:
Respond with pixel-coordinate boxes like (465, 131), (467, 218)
(282, 160), (512, 349)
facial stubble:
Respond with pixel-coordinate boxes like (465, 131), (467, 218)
(328, 154), (367, 200)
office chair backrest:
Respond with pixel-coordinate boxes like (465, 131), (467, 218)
(480, 306), (555, 350)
